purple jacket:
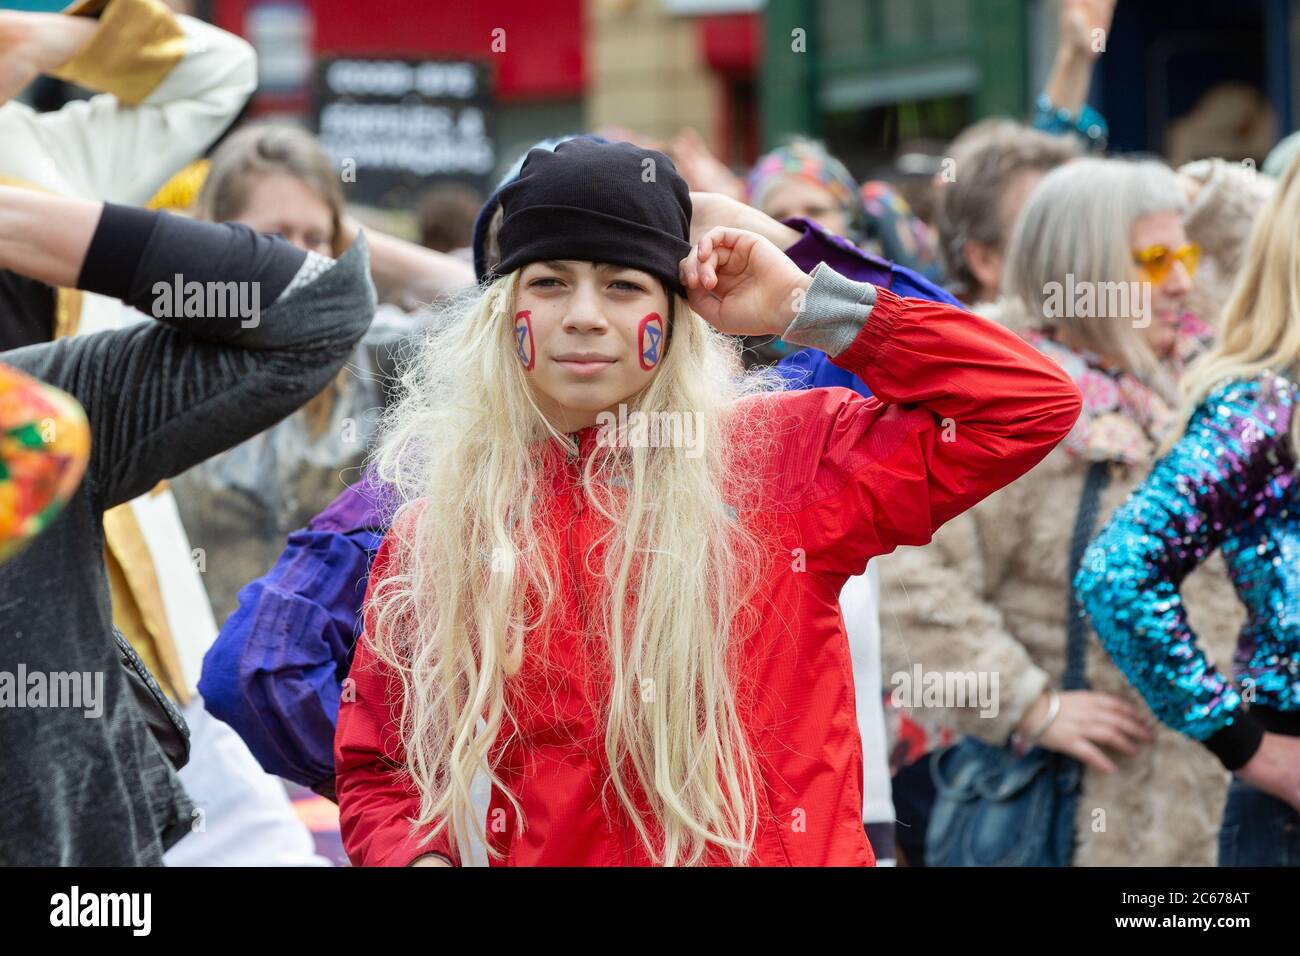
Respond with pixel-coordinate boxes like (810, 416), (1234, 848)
(775, 217), (960, 398)
(198, 472), (389, 794)
(198, 218), (960, 791)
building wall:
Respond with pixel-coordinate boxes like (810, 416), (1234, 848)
(761, 0), (1030, 150)
(585, 0), (722, 144)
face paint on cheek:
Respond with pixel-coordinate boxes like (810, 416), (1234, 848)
(514, 310), (535, 371)
(637, 312), (665, 371)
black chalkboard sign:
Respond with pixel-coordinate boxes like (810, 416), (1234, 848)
(315, 57), (495, 210)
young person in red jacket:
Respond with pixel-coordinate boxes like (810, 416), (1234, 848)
(335, 139), (1082, 867)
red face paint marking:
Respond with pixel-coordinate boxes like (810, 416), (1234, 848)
(514, 310), (535, 371)
(637, 312), (664, 371)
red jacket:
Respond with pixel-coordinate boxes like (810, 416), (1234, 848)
(336, 287), (1082, 866)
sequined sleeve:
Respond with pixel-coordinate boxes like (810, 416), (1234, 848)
(1074, 376), (1294, 769)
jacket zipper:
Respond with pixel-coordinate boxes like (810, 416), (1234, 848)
(565, 429), (588, 679)
(565, 431), (632, 864)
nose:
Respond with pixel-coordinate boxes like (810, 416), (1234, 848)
(1161, 259), (1194, 299)
(561, 279), (609, 334)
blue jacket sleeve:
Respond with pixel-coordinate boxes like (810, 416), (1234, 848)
(199, 520), (382, 793)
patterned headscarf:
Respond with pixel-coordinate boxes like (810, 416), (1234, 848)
(746, 139), (863, 232)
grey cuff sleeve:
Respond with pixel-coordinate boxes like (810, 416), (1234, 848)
(277, 250), (335, 305)
(781, 260), (879, 358)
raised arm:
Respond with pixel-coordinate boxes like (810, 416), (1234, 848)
(22, 0), (256, 204)
(0, 7), (97, 104)
(681, 227), (1082, 574)
(0, 186), (375, 510)
(338, 217), (475, 310)
(1034, 0), (1113, 150)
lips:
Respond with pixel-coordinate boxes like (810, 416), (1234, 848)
(553, 352), (617, 376)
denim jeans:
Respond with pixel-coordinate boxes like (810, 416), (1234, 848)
(1219, 775), (1300, 866)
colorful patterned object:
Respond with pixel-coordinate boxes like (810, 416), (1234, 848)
(860, 180), (942, 280)
(1075, 372), (1300, 742)
(0, 363), (91, 564)
(1021, 313), (1211, 465)
(746, 140), (861, 225)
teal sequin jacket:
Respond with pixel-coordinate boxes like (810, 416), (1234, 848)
(1075, 373), (1300, 770)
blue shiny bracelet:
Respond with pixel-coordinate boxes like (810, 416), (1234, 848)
(1033, 92), (1109, 150)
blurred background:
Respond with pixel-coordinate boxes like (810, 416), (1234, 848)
(8, 0), (1292, 215)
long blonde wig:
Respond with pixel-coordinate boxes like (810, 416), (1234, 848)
(1172, 149), (1300, 453)
(367, 271), (784, 866)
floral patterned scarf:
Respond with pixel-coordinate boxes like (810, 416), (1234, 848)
(1020, 313), (1213, 466)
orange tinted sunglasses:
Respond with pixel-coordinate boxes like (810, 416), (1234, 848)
(1132, 242), (1200, 284)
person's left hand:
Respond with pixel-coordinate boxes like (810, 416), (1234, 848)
(679, 226), (811, 337)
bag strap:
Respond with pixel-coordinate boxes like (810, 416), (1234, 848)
(1063, 461), (1110, 692)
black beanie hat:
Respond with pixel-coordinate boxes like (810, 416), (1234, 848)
(492, 139), (692, 297)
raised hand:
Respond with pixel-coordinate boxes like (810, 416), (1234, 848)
(678, 226), (811, 338)
(0, 11), (97, 105)
(1059, 0), (1117, 61)
(668, 127), (746, 200)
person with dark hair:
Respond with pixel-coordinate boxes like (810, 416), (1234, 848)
(934, 120), (1080, 306)
(415, 181), (484, 255)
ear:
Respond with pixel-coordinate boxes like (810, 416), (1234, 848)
(963, 240), (1003, 300)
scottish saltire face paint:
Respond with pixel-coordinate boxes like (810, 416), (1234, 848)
(514, 310), (536, 371)
(638, 312), (664, 371)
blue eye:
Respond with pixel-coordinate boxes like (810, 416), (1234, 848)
(530, 277), (562, 288)
(612, 281), (644, 292)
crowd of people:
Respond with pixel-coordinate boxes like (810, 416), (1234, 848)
(1, 0), (1298, 868)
